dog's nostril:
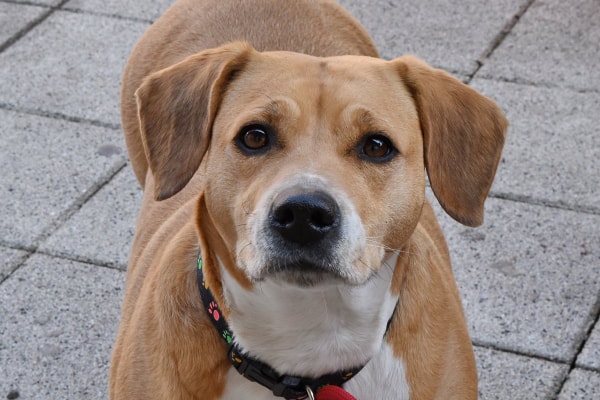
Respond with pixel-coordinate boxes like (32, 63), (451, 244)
(272, 205), (295, 226)
(270, 189), (340, 244)
(310, 207), (335, 229)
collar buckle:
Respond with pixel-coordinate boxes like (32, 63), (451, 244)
(229, 345), (309, 399)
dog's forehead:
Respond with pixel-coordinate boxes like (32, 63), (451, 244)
(225, 51), (416, 123)
(245, 51), (393, 92)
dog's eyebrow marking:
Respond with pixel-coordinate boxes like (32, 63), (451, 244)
(258, 100), (281, 121)
(249, 97), (301, 123)
(345, 106), (387, 134)
(355, 109), (377, 126)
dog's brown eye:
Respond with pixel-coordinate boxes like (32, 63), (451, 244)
(236, 124), (273, 154)
(359, 134), (397, 162)
(243, 129), (268, 149)
(364, 137), (389, 158)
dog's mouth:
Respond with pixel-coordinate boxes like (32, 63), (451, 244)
(262, 260), (347, 287)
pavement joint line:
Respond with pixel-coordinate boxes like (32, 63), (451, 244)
(34, 248), (127, 271)
(0, 250), (36, 286)
(32, 161), (129, 247)
(572, 364), (600, 374)
(0, 241), (36, 253)
(472, 340), (571, 366)
(0, 102), (121, 130)
(0, 245), (33, 286)
(467, 0), (536, 83)
(58, 5), (154, 25)
(555, 293), (600, 394)
(426, 182), (599, 216)
(464, 61), (482, 85)
(578, 365), (600, 374)
(559, 295), (600, 382)
(474, 293), (600, 393)
(0, 0), (49, 7)
(551, 371), (571, 400)
(489, 191), (600, 216)
(470, 75), (600, 95)
(0, 0), (70, 55)
(0, 242), (125, 287)
(0, 162), (128, 284)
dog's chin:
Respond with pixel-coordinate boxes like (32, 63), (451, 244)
(260, 262), (353, 288)
(273, 270), (342, 288)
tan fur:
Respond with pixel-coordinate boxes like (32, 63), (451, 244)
(389, 202), (478, 399)
(112, 0), (507, 399)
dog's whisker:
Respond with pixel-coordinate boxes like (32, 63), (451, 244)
(365, 235), (386, 241)
(381, 259), (396, 275)
(256, 281), (267, 296)
(365, 240), (400, 253)
(356, 257), (376, 276)
(320, 291), (329, 321)
(236, 242), (253, 260)
(240, 200), (254, 216)
(364, 238), (414, 256)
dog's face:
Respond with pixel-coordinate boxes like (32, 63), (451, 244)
(135, 42), (507, 291)
(202, 52), (425, 287)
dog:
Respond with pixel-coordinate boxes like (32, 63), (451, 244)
(110, 0), (507, 399)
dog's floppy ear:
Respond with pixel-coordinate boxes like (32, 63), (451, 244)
(394, 56), (507, 227)
(136, 42), (253, 201)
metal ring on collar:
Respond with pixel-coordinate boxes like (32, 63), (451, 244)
(305, 385), (315, 400)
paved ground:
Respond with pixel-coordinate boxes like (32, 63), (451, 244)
(0, 0), (598, 399)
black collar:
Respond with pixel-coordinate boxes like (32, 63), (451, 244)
(196, 254), (365, 400)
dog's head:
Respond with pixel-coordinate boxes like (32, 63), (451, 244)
(136, 42), (507, 291)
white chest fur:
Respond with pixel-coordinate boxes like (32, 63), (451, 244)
(217, 253), (409, 398)
(344, 342), (410, 399)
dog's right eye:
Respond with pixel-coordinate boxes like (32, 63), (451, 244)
(236, 124), (273, 154)
(357, 133), (398, 163)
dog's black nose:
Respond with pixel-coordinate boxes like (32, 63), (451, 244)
(270, 189), (340, 244)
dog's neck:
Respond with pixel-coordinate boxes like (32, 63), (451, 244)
(218, 253), (400, 378)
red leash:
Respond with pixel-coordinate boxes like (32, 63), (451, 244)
(316, 385), (357, 400)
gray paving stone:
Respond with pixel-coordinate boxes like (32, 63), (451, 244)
(428, 192), (600, 362)
(0, 109), (126, 247)
(0, 3), (47, 46)
(478, 0), (600, 92)
(0, 246), (28, 282)
(65, 0), (174, 21)
(40, 166), (142, 269)
(0, 254), (125, 400)
(475, 346), (568, 400)
(471, 78), (600, 212)
(577, 322), (600, 371)
(339, 0), (524, 74)
(558, 369), (600, 400)
(0, 10), (148, 126)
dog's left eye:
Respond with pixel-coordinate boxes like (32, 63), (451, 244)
(236, 124), (272, 154)
(358, 134), (397, 162)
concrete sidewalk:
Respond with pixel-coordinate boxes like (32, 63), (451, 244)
(0, 0), (598, 398)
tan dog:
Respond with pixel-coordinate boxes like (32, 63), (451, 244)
(110, 0), (507, 399)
